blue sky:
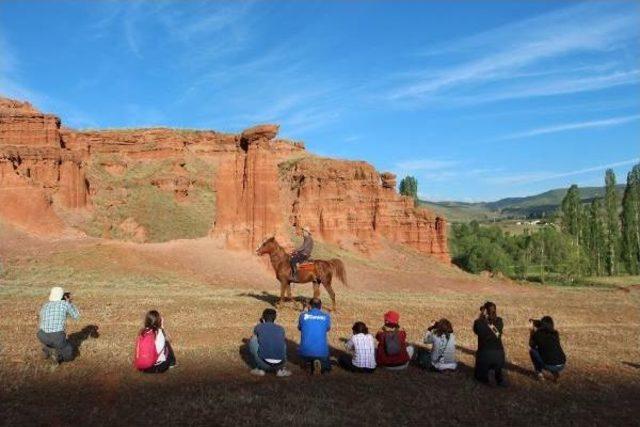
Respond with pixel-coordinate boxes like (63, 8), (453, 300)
(1, 1), (639, 201)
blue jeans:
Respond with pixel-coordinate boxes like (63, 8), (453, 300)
(249, 336), (286, 372)
(530, 348), (565, 373)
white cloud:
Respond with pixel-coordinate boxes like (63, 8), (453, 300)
(386, 2), (640, 105)
(486, 158), (640, 185)
(395, 159), (459, 171)
(497, 114), (640, 141)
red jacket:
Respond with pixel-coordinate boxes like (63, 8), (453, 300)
(375, 326), (410, 366)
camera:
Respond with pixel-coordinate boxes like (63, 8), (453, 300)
(529, 318), (542, 328)
(62, 292), (71, 301)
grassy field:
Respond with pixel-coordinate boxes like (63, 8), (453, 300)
(1, 234), (639, 426)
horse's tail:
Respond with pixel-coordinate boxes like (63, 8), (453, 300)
(328, 259), (348, 287)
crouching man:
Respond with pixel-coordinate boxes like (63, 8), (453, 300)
(36, 286), (80, 364)
(249, 308), (291, 377)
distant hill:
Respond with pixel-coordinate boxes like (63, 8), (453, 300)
(421, 184), (626, 223)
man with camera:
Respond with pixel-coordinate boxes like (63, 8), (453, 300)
(529, 316), (566, 382)
(249, 308), (291, 377)
(36, 286), (80, 364)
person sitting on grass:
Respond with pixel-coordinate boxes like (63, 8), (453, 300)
(473, 301), (506, 386)
(529, 316), (566, 382)
(419, 318), (457, 372)
(298, 298), (331, 374)
(375, 310), (414, 370)
(136, 310), (176, 374)
(339, 321), (376, 373)
(37, 287), (80, 365)
(249, 308), (291, 377)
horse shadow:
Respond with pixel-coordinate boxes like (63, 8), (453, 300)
(238, 291), (308, 308)
(68, 324), (100, 359)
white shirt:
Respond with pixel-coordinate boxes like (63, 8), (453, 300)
(155, 329), (167, 365)
(346, 333), (377, 369)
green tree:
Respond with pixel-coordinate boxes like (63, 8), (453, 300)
(399, 176), (418, 205)
(604, 169), (620, 275)
(585, 199), (606, 276)
(561, 184), (582, 243)
(621, 164), (640, 274)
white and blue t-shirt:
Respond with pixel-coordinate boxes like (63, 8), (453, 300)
(298, 308), (331, 358)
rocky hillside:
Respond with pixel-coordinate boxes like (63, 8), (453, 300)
(0, 97), (449, 262)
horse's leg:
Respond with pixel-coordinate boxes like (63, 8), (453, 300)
(323, 277), (336, 312)
(277, 279), (288, 308)
(312, 281), (321, 299)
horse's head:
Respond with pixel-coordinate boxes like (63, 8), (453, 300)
(256, 236), (276, 256)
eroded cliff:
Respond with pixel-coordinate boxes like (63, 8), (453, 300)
(0, 97), (449, 261)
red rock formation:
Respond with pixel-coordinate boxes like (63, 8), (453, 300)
(0, 97), (449, 262)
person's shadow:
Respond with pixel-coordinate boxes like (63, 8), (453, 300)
(68, 325), (100, 359)
(455, 344), (533, 378)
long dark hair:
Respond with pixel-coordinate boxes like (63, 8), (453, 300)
(540, 316), (557, 334)
(352, 321), (369, 335)
(434, 318), (454, 339)
(482, 301), (498, 324)
(143, 310), (162, 334)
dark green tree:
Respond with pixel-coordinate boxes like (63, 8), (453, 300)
(604, 169), (620, 275)
(621, 164), (640, 274)
(585, 199), (606, 275)
(399, 176), (418, 205)
(561, 184), (582, 246)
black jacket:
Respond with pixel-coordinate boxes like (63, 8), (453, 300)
(530, 329), (566, 365)
(473, 316), (505, 355)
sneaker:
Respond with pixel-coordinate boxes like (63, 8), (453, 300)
(276, 368), (292, 377)
(536, 372), (545, 381)
(250, 368), (265, 376)
(312, 359), (322, 376)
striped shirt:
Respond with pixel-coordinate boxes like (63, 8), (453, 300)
(346, 333), (377, 369)
(39, 301), (80, 333)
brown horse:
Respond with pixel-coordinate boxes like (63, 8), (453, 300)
(255, 237), (347, 311)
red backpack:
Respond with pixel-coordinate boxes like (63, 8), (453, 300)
(134, 329), (158, 371)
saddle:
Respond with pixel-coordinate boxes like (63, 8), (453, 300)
(297, 261), (315, 272)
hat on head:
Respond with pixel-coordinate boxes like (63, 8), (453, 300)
(384, 310), (400, 325)
(49, 286), (64, 302)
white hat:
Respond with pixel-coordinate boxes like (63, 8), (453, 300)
(49, 286), (64, 302)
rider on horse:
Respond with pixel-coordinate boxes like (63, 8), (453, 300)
(290, 226), (313, 281)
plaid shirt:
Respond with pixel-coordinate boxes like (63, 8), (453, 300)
(346, 333), (377, 369)
(39, 301), (80, 333)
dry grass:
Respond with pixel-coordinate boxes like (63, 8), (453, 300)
(1, 232), (639, 426)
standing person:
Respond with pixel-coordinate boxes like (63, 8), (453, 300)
(339, 321), (376, 373)
(473, 301), (506, 386)
(298, 298), (331, 374)
(529, 316), (566, 382)
(375, 311), (414, 370)
(420, 318), (457, 372)
(36, 287), (80, 364)
(290, 226), (314, 281)
(249, 308), (291, 377)
(134, 310), (176, 373)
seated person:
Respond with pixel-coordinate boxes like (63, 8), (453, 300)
(135, 310), (176, 374)
(420, 318), (457, 371)
(298, 298), (331, 374)
(249, 308), (291, 377)
(529, 316), (566, 382)
(375, 311), (414, 370)
(339, 321), (376, 373)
